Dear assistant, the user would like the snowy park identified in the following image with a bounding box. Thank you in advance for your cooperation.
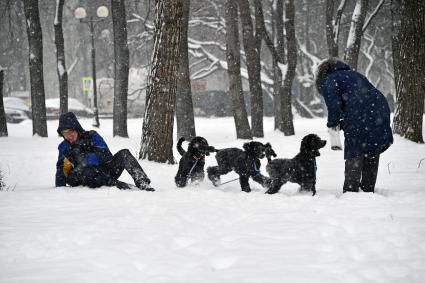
[1,117,424,282]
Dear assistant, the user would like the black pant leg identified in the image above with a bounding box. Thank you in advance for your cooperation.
[106,149,150,186]
[360,153,380,193]
[106,151,126,180]
[67,167,113,188]
[343,155,363,193]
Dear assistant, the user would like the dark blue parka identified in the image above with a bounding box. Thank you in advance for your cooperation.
[55,112,113,187]
[315,58,393,159]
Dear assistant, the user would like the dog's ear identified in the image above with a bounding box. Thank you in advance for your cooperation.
[300,135,311,151]
[265,143,277,157]
[243,142,252,152]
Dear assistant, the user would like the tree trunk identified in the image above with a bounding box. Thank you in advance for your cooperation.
[139,0,183,163]
[392,0,425,143]
[54,0,68,116]
[0,70,7,137]
[325,0,339,57]
[176,0,196,140]
[111,0,129,137]
[23,0,47,137]
[280,0,296,136]
[272,0,285,131]
[325,0,347,58]
[239,0,263,138]
[344,0,368,69]
[225,0,252,140]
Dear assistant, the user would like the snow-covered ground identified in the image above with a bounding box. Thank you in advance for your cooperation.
[1,117,425,283]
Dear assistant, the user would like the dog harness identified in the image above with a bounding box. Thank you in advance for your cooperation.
[187,155,201,178]
[251,163,261,176]
[312,159,317,177]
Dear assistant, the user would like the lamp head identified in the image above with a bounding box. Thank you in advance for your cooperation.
[96,6,109,18]
[74,7,87,19]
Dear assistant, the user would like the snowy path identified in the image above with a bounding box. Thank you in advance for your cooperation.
[1,117,425,282]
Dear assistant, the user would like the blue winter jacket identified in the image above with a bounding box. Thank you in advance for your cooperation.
[317,60,393,159]
[55,112,113,187]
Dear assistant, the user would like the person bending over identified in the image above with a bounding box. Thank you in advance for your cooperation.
[315,58,393,193]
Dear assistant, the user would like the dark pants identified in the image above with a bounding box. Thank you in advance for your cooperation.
[343,152,380,193]
[67,149,150,188]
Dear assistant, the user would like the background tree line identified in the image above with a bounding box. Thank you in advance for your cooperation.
[0,0,423,163]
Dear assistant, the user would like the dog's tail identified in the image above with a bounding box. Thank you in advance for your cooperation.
[177,137,186,156]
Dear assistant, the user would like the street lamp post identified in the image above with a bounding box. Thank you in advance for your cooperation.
[74,6,109,128]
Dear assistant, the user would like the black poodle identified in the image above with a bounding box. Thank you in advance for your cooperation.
[265,134,326,196]
[175,136,217,187]
[207,141,276,192]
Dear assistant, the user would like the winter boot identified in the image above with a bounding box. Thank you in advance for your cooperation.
[114,180,133,190]
[135,180,155,191]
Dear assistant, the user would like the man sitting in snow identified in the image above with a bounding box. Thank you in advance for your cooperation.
[55,112,154,191]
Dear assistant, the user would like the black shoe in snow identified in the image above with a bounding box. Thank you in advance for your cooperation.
[136,181,155,192]
[115,180,133,190]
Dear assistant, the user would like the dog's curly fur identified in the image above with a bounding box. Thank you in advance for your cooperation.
[265,134,326,196]
[175,136,216,187]
[207,141,275,192]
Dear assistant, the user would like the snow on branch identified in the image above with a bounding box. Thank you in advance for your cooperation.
[361,31,376,78]
[362,0,385,33]
[189,17,226,33]
[297,39,322,70]
[334,0,347,43]
[187,38,273,87]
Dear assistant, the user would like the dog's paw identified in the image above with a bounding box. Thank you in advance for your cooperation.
[208,174,221,187]
[242,187,251,193]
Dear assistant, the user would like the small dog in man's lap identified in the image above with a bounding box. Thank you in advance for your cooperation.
[175,136,217,187]
[265,134,326,196]
[207,141,276,192]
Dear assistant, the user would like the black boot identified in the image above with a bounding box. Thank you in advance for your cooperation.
[113,180,133,190]
[135,180,155,191]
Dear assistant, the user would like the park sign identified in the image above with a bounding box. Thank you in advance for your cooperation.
[82,76,93,100]
[82,76,93,92]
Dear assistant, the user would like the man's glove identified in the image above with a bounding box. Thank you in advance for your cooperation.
[73,139,94,152]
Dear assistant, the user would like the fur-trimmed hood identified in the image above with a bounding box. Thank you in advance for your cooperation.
[314,58,351,92]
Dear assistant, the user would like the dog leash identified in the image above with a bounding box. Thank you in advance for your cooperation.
[221,163,260,185]
[220,177,239,185]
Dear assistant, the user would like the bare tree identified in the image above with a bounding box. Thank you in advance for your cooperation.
[0,69,7,137]
[139,0,183,163]
[343,0,368,69]
[225,0,252,139]
[111,0,129,137]
[392,0,424,143]
[54,0,68,115]
[280,0,296,135]
[0,0,29,94]
[271,0,285,130]
[325,0,347,57]
[176,0,196,140]
[23,0,47,137]
[239,0,263,137]
[267,0,296,135]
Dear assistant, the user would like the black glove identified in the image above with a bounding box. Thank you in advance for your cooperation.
[73,139,95,152]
